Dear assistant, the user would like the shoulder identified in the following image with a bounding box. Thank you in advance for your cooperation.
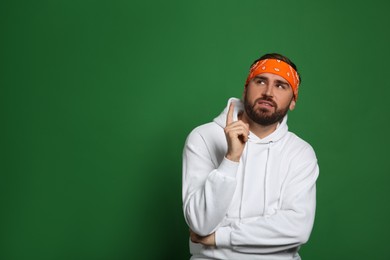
[283,132,317,161]
[183,122,227,165]
[184,122,227,158]
[279,132,319,181]
[186,122,223,144]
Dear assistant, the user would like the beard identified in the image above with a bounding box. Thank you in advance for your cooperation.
[244,95,290,126]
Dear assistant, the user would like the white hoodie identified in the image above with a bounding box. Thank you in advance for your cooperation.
[182,98,319,260]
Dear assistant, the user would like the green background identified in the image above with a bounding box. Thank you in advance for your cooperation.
[1,0,390,259]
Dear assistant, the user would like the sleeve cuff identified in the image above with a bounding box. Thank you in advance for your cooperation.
[215,226,232,248]
[217,157,239,179]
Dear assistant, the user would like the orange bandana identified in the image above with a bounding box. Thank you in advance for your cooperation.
[245,59,300,100]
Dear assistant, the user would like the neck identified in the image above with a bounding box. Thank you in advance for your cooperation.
[239,112,279,139]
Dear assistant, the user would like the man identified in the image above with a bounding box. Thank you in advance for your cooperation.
[182,53,319,259]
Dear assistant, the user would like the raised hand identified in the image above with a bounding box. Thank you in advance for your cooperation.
[224,102,249,162]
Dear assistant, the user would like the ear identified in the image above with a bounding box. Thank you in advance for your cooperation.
[289,99,296,111]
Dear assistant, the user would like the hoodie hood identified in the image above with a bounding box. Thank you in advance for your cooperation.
[213,97,289,144]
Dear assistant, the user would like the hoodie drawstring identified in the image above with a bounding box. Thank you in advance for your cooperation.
[263,141,273,216]
[239,142,250,220]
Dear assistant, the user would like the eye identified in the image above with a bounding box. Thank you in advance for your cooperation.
[256,79,265,85]
[276,84,288,89]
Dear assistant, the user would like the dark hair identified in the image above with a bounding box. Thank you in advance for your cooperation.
[251,53,302,83]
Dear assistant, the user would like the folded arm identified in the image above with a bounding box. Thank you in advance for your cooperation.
[216,149,319,254]
[182,131,238,236]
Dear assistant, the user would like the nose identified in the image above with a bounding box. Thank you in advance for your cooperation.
[263,83,273,97]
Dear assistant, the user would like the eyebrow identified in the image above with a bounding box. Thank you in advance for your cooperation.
[254,76,268,81]
[254,76,291,87]
[275,80,290,87]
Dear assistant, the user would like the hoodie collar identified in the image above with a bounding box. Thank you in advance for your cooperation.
[213,97,289,144]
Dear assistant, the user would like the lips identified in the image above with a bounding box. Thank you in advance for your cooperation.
[257,100,274,107]
[256,98,276,108]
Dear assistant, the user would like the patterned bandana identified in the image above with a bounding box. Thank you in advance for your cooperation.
[245,59,300,100]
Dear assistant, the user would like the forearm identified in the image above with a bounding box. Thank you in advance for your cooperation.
[216,204,315,253]
[217,201,315,252]
[216,160,318,253]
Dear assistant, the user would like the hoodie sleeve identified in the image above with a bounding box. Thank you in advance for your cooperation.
[215,146,319,253]
[182,129,238,236]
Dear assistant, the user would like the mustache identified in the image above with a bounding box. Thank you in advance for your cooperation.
[253,96,277,108]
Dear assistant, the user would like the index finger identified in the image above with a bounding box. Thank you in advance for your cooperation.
[226,102,234,126]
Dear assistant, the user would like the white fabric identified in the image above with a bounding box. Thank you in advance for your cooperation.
[182,98,319,260]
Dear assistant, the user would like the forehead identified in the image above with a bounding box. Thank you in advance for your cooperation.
[254,72,289,84]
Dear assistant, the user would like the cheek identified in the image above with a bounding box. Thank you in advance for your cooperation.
[244,85,260,101]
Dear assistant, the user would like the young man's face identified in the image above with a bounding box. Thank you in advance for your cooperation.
[243,72,296,126]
